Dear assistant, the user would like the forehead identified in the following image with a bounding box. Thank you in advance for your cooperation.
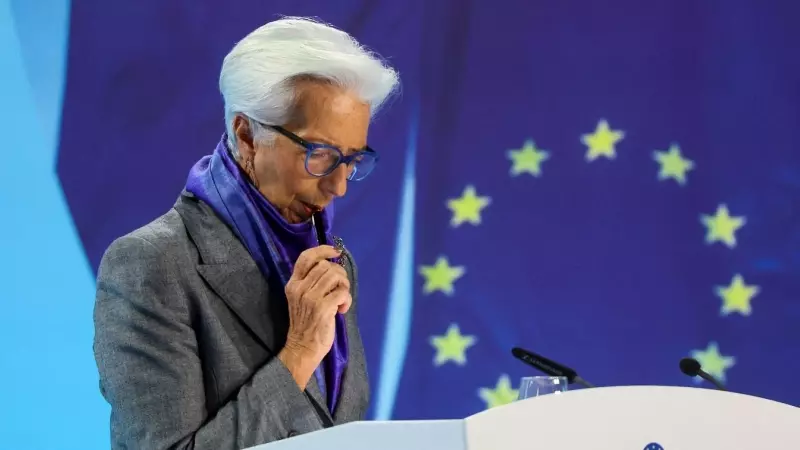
[292,82,369,126]
[289,80,371,148]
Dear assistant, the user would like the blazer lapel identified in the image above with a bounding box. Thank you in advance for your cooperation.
[174,192,334,424]
[195,264,283,351]
[331,250,368,423]
[175,192,288,353]
[306,375,334,425]
[330,312,365,423]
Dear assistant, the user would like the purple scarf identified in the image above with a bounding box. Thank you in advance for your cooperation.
[185,134,348,414]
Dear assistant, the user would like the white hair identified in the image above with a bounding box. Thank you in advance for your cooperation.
[219,16,400,157]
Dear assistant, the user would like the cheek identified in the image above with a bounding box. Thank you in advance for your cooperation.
[255,148,303,179]
[268,154,317,192]
[296,178,321,197]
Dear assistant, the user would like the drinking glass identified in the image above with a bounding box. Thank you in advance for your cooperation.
[518,376,568,399]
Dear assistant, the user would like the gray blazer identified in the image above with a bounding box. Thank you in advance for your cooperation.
[93,191,369,449]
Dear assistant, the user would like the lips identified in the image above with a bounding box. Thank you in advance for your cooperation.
[300,201,320,215]
[286,200,321,223]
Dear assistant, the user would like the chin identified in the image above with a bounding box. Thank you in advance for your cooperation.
[282,208,309,224]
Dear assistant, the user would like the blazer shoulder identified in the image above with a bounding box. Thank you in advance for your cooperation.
[97,208,196,288]
[108,206,191,251]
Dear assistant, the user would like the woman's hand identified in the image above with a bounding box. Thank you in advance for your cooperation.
[278,245,351,388]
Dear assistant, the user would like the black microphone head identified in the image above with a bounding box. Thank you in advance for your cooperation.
[679,357,702,377]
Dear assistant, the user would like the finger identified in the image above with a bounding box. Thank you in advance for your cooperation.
[309,262,349,295]
[337,290,353,314]
[325,285,352,314]
[292,245,341,280]
[328,263,350,291]
[301,259,349,290]
[307,264,343,298]
[298,260,333,292]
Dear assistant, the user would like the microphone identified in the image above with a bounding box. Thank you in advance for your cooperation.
[679,357,727,391]
[311,211,328,246]
[511,347,595,388]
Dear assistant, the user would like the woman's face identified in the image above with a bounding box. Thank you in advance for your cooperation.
[233,81,371,223]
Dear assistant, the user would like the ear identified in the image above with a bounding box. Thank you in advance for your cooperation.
[232,115,256,160]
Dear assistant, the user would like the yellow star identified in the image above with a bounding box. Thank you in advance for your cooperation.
[581,119,624,161]
[654,144,694,185]
[700,204,746,248]
[716,274,760,316]
[418,256,465,296]
[446,185,491,227]
[690,342,736,383]
[430,324,477,366]
[478,374,519,409]
[507,140,550,177]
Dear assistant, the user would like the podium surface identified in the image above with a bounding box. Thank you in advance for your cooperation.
[250,386,800,450]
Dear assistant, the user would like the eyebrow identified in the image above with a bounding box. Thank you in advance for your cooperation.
[302,134,337,146]
[302,134,367,153]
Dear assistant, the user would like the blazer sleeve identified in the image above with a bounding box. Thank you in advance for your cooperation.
[93,235,322,450]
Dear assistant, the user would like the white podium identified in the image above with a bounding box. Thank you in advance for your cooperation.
[249,386,800,450]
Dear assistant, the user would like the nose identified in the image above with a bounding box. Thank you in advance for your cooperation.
[320,164,349,198]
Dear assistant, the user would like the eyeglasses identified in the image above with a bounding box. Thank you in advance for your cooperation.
[260,123,379,181]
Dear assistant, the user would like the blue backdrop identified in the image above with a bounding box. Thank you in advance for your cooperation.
[2,1,799,448]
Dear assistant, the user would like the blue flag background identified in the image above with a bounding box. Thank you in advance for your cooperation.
[2,1,799,448]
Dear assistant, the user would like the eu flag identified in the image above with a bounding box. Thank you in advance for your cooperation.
[384,0,800,419]
[56,0,800,424]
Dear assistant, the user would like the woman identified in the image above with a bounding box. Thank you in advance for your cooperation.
[93,17,399,449]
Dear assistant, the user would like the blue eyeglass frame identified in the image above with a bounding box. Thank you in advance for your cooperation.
[263,124,379,181]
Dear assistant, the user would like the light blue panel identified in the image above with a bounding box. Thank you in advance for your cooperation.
[10,0,70,153]
[0,1,110,449]
[373,106,418,420]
